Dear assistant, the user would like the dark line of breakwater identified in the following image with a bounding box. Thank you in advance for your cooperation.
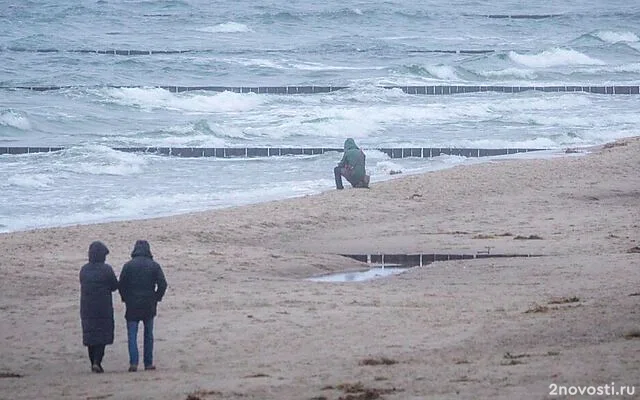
[3,47,499,55]
[0,147,545,158]
[408,49,495,54]
[2,85,639,94]
[341,252,542,267]
[484,14,561,19]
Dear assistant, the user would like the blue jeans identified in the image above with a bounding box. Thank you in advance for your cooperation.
[127,318,154,367]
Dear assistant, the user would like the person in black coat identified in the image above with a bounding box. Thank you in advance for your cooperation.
[118,240,167,372]
[79,241,118,373]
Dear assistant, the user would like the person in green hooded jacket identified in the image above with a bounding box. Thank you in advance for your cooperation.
[334,138,370,189]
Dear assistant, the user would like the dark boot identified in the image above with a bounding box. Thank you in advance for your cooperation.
[91,345,105,373]
[352,175,370,189]
[360,174,370,188]
[87,346,94,367]
[334,166,344,190]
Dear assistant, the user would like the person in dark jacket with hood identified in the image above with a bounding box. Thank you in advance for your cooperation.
[334,138,370,189]
[79,241,118,373]
[118,240,167,372]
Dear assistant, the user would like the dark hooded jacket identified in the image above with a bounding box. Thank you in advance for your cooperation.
[118,240,168,322]
[337,138,366,183]
[79,241,118,346]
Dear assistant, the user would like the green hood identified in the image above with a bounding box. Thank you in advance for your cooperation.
[343,138,359,151]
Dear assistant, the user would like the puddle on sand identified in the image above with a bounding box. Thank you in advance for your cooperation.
[308,266,411,282]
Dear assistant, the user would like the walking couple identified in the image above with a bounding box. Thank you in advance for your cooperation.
[79,240,168,373]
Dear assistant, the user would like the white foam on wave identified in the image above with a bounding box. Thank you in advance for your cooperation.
[108,134,227,147]
[477,67,537,79]
[6,174,53,188]
[233,86,410,140]
[0,210,113,234]
[583,62,640,74]
[124,119,232,147]
[279,93,482,139]
[102,87,264,113]
[396,64,460,81]
[594,30,639,43]
[488,95,592,113]
[244,107,384,140]
[229,58,287,70]
[379,35,421,40]
[466,127,638,149]
[61,145,149,176]
[365,149,409,177]
[110,179,332,220]
[455,137,560,149]
[148,134,227,147]
[228,57,385,72]
[370,154,473,180]
[373,160,406,176]
[0,110,31,130]
[248,94,500,141]
[509,48,605,68]
[290,61,386,71]
[110,192,219,215]
[197,22,252,33]
[222,88,636,147]
[513,111,640,130]
[572,127,640,145]
[72,162,138,177]
[425,64,458,80]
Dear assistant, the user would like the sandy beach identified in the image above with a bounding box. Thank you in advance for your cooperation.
[1,138,639,400]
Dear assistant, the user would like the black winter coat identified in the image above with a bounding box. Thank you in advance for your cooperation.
[118,240,168,321]
[80,241,118,346]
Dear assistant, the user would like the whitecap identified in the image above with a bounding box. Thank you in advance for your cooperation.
[477,67,537,79]
[583,62,640,74]
[101,87,264,113]
[425,64,459,80]
[61,145,149,176]
[509,48,605,68]
[197,22,252,33]
[229,58,287,69]
[6,174,53,188]
[594,30,639,43]
[290,61,385,71]
[0,110,31,130]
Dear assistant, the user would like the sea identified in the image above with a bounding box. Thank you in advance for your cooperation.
[1,0,639,233]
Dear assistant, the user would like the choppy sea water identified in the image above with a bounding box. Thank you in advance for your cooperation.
[1,0,639,233]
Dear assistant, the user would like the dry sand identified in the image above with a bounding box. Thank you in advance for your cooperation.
[1,138,639,400]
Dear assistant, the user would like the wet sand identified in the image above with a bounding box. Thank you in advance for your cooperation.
[1,138,639,400]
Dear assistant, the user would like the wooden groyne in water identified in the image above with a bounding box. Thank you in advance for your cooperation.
[0,146,545,158]
[2,85,639,95]
[341,252,542,267]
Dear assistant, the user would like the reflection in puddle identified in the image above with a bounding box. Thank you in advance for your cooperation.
[308,267,411,282]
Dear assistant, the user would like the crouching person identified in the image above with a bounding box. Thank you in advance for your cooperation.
[334,138,370,189]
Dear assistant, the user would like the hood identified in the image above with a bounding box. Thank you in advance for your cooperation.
[131,239,153,259]
[343,138,359,151]
[88,241,109,263]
